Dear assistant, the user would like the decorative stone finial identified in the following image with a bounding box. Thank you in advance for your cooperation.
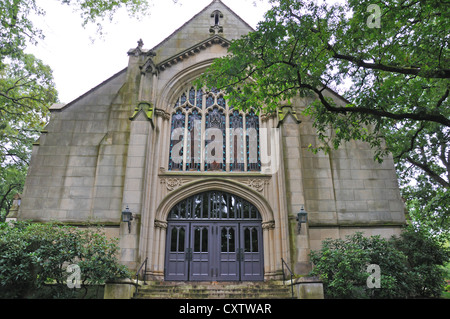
[137,38,144,49]
[127,38,146,56]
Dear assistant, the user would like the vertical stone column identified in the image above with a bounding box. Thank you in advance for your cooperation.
[152,219,167,280]
[261,112,288,279]
[279,105,311,275]
[145,110,170,280]
[119,111,152,271]
[262,220,276,279]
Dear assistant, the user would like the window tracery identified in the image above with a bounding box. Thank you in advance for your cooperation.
[168,87,261,172]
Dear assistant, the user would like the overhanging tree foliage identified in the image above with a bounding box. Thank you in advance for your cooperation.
[199,0,449,237]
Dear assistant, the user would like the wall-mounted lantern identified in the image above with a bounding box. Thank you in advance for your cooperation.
[296,205,308,233]
[122,206,133,233]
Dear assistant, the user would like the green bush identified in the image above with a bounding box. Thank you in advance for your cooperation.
[310,228,449,299]
[392,227,449,298]
[0,221,131,299]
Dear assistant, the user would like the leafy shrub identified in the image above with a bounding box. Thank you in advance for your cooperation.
[0,221,131,298]
[392,227,449,298]
[310,228,449,299]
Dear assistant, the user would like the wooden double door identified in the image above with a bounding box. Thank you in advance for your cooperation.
[165,221,263,281]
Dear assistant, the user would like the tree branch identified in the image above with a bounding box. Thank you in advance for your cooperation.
[394,123,426,160]
[436,88,449,109]
[332,52,450,79]
[406,156,449,188]
[300,81,450,127]
[289,4,450,80]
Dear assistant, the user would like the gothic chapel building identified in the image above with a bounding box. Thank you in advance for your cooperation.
[19,1,406,282]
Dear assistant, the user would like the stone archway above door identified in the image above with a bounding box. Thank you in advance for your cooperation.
[165,190,264,281]
[155,178,275,225]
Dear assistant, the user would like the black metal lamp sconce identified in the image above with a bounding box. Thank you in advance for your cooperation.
[296,205,308,233]
[122,206,134,233]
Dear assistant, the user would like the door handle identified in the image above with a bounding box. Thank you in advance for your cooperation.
[186,248,192,261]
[237,248,244,261]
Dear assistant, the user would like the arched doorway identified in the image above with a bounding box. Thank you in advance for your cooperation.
[165,190,264,281]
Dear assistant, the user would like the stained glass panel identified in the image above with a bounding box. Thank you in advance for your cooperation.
[229,110,244,171]
[246,111,261,171]
[168,191,262,221]
[169,87,261,172]
[189,87,196,106]
[186,109,202,171]
[217,95,226,107]
[196,89,203,108]
[168,110,185,171]
[205,107,226,171]
[206,94,214,108]
[180,93,187,106]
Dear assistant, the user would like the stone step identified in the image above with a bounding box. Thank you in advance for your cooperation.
[133,281,294,299]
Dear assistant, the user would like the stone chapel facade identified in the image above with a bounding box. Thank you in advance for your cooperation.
[18,0,406,280]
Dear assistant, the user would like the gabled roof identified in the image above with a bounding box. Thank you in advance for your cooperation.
[156,35,230,72]
[150,0,254,54]
[146,0,254,68]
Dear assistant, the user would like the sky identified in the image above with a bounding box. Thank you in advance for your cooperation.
[27,0,272,104]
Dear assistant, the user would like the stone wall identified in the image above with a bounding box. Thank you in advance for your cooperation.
[20,70,130,224]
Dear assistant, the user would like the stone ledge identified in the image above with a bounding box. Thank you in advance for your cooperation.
[104,278,137,299]
[292,277,324,299]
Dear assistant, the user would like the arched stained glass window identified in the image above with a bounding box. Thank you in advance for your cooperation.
[168,87,261,172]
[168,191,262,221]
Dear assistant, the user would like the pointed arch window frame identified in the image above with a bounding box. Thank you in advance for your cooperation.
[168,86,262,173]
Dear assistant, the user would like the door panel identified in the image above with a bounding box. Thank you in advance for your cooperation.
[240,223,264,281]
[165,223,189,281]
[190,224,212,281]
[217,224,239,281]
[165,221,263,281]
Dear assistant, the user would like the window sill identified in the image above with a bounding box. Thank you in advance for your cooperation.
[159,171,271,178]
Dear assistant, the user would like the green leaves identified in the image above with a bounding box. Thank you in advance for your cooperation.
[200,0,449,233]
[0,221,131,298]
[310,229,449,298]
[0,53,56,220]
[60,0,151,35]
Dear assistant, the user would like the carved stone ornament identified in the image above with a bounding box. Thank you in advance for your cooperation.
[245,178,269,192]
[262,220,275,230]
[154,219,168,229]
[160,177,188,191]
[154,108,171,120]
[127,39,145,57]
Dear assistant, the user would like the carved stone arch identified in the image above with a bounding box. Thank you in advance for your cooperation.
[155,178,275,225]
[155,59,216,114]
